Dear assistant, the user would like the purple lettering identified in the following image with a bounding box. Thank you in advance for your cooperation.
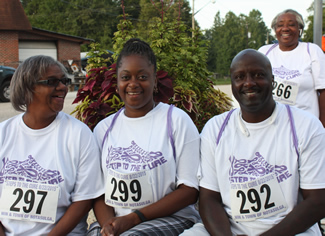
[153,160,161,166]
[160,157,167,164]
[123,163,129,170]
[284,171,292,178]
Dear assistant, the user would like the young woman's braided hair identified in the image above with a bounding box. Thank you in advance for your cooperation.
[116,38,157,73]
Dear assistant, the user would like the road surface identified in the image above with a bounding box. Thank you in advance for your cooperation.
[0,91,79,122]
[0,85,235,123]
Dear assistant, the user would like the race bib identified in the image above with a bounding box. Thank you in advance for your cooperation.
[272,79,299,105]
[105,168,154,209]
[0,180,59,224]
[230,174,287,222]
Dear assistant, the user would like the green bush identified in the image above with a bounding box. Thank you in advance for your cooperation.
[72,5,232,132]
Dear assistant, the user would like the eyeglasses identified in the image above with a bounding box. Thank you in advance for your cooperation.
[36,77,72,87]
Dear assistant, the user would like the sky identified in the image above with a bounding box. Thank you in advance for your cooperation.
[190,0,314,34]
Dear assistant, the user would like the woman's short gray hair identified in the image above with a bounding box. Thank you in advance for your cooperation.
[10,55,67,112]
[271,9,305,36]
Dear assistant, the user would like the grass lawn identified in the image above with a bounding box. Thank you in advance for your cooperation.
[212,78,232,85]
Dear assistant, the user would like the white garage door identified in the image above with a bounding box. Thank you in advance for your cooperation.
[19,41,57,62]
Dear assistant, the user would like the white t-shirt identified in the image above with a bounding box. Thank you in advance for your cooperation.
[200,103,325,235]
[259,42,325,118]
[0,112,104,236]
[94,103,201,223]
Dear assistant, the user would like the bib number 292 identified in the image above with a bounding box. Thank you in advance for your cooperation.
[237,184,274,214]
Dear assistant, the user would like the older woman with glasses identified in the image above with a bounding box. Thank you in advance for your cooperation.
[0,55,104,236]
[258,9,325,127]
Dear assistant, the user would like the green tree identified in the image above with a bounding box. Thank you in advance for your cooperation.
[206,9,269,76]
[206,12,222,73]
[302,1,325,42]
[21,0,192,51]
[245,10,268,48]
[136,0,193,40]
[72,1,232,132]
[21,0,122,50]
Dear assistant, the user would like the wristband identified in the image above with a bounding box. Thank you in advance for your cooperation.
[134,210,147,222]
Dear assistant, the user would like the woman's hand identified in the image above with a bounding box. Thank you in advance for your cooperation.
[101,212,141,236]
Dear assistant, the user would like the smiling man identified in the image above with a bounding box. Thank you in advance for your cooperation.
[181,49,325,236]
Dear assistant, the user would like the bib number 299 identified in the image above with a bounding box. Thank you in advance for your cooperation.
[110,178,142,202]
[10,188,47,214]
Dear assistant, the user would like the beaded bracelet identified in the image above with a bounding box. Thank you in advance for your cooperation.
[134,210,147,222]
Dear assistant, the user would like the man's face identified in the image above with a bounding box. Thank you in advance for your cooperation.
[231,51,274,115]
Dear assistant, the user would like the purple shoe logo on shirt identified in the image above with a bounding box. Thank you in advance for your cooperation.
[229,152,292,183]
[273,65,301,80]
[0,155,64,184]
[106,141,167,171]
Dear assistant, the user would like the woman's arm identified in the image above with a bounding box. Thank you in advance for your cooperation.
[199,187,232,236]
[48,199,93,236]
[0,221,5,236]
[138,184,198,220]
[93,194,115,227]
[318,89,325,127]
[100,184,198,236]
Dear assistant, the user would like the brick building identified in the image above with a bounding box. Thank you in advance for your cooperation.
[0,0,93,70]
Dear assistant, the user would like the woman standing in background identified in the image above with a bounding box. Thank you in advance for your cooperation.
[258,9,325,127]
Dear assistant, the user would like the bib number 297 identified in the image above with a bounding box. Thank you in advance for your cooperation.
[10,188,47,214]
[0,181,59,223]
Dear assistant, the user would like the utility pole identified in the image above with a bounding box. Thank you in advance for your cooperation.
[313,0,323,47]
[191,0,216,37]
[192,0,195,38]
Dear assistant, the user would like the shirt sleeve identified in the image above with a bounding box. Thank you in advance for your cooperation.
[309,43,325,90]
[294,109,325,189]
[173,108,200,190]
[258,44,271,55]
[199,117,221,192]
[71,124,105,202]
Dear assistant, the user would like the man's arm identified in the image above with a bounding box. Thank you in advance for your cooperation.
[261,189,325,236]
[48,199,93,236]
[199,187,232,236]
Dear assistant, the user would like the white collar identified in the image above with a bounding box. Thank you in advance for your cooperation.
[237,103,278,137]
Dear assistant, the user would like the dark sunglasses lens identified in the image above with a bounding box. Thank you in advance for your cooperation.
[48,78,70,86]
[63,78,71,85]
[48,78,60,86]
